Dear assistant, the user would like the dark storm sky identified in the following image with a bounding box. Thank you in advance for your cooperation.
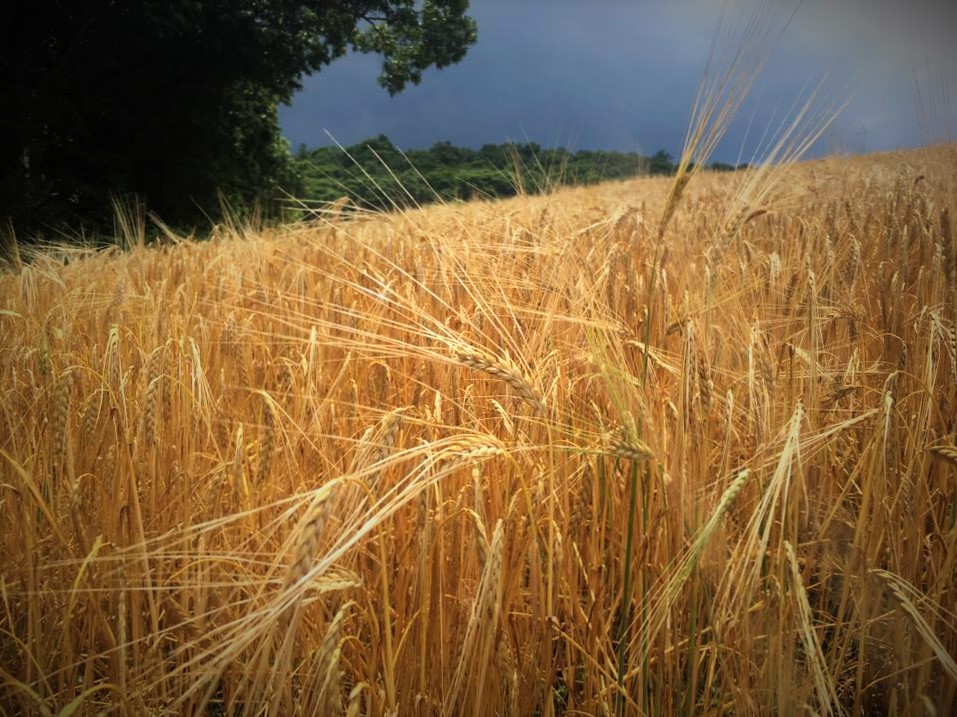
[278,0,957,162]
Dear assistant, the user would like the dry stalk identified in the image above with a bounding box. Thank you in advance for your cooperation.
[447,519,505,716]
[3,126,957,717]
[784,541,843,716]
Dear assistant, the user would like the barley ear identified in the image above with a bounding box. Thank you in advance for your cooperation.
[928,444,957,468]
[49,368,74,491]
[280,484,338,621]
[455,348,545,412]
[315,603,350,715]
[256,392,276,486]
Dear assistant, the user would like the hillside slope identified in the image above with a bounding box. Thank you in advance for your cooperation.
[1,146,956,715]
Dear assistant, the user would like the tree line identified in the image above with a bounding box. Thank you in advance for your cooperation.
[293,137,681,211]
[292,137,748,212]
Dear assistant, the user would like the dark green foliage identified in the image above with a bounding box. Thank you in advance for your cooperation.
[296,136,655,210]
[649,149,676,175]
[708,161,737,172]
[0,1,477,237]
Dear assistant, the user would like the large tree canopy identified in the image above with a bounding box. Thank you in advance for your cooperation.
[0,1,477,235]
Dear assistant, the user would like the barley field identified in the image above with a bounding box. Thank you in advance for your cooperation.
[1,145,956,715]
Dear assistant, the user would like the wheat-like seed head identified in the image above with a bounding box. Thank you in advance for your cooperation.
[928,444,957,468]
[845,237,861,288]
[256,393,276,485]
[432,437,506,470]
[222,312,238,358]
[50,368,73,473]
[231,424,245,512]
[345,682,367,717]
[469,509,490,565]
[660,268,672,329]
[455,348,545,413]
[161,340,175,423]
[785,270,799,305]
[768,250,781,282]
[69,473,87,550]
[105,324,122,399]
[684,319,700,418]
[608,431,654,462]
[374,406,406,460]
[658,173,691,240]
[78,391,99,447]
[697,349,714,416]
[143,361,161,448]
[784,541,843,715]
[115,561,128,693]
[825,378,859,407]
[314,604,349,716]
[282,486,337,598]
[448,518,505,711]
[353,406,409,489]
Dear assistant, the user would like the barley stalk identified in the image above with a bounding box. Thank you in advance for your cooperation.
[785,541,844,716]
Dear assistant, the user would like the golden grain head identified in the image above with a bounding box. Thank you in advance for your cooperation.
[928,444,957,467]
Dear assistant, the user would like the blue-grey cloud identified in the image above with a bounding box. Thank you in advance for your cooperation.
[279,0,956,161]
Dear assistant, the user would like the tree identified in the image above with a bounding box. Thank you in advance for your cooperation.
[295,134,655,211]
[708,161,736,172]
[429,141,473,166]
[649,149,675,176]
[0,1,477,235]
